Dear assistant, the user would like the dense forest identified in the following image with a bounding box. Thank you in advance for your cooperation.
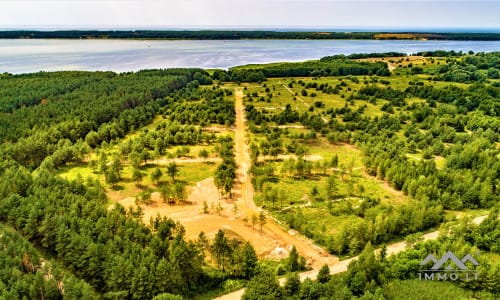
[217,58,390,83]
[1,30,500,40]
[1,52,499,299]
[0,69,244,298]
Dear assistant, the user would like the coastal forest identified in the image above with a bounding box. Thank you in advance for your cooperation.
[0,52,499,299]
[1,30,500,41]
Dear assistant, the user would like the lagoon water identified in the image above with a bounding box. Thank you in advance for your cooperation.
[0,39,499,74]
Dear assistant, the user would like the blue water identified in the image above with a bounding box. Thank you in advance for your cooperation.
[0,39,499,74]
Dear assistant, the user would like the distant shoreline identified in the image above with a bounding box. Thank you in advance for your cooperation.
[1,30,500,41]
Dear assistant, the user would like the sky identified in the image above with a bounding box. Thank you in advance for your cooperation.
[0,0,499,30]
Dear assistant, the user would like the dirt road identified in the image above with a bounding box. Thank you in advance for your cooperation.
[233,88,337,268]
[215,215,488,300]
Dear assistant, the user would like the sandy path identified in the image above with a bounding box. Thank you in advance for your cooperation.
[257,154,323,163]
[362,170,406,200]
[155,157,222,164]
[282,83,310,109]
[216,215,488,300]
[233,88,337,267]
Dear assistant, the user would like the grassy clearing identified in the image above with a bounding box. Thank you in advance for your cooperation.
[60,160,217,201]
[251,140,409,245]
[59,162,101,182]
[59,124,224,204]
[177,162,218,185]
[405,153,446,170]
[443,208,490,220]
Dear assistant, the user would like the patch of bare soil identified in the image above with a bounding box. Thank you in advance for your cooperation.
[111,178,287,257]
[257,154,323,163]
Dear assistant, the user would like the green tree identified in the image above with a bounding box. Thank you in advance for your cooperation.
[130,151,142,169]
[258,211,266,233]
[211,230,230,272]
[152,293,184,300]
[251,214,258,230]
[132,168,144,186]
[299,278,323,300]
[160,184,171,203]
[287,245,300,272]
[98,152,108,173]
[105,167,120,187]
[173,182,186,203]
[283,272,301,297]
[250,143,260,165]
[131,265,154,300]
[140,189,153,204]
[216,201,223,215]
[167,162,179,182]
[242,269,284,300]
[151,168,163,185]
[198,149,209,161]
[88,159,97,173]
[110,155,123,179]
[317,264,330,284]
[241,242,258,279]
[326,175,338,200]
[331,154,339,168]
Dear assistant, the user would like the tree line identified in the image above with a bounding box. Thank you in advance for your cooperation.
[0,69,212,169]
[214,136,237,199]
[2,30,500,40]
[224,59,390,82]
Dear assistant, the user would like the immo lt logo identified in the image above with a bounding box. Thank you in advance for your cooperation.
[418,250,480,281]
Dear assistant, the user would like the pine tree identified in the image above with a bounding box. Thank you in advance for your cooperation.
[241,242,258,279]
[317,264,330,283]
[132,168,144,186]
[258,211,266,233]
[167,162,179,182]
[283,272,301,296]
[287,245,300,272]
[160,184,171,203]
[211,230,229,272]
[242,269,284,300]
[151,168,163,185]
[105,167,120,187]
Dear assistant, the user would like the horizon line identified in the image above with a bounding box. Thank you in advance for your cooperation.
[0,25,499,33]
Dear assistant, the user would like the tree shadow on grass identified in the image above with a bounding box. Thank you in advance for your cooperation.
[110,184,125,191]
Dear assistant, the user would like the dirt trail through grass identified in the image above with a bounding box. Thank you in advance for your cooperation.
[281,83,328,123]
[233,88,338,268]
